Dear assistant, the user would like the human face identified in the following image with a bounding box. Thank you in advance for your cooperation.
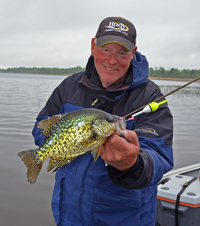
[91,38,137,88]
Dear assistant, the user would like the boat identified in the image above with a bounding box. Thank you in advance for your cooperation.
[156,163,200,226]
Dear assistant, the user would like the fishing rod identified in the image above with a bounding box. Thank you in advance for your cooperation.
[124,77,200,119]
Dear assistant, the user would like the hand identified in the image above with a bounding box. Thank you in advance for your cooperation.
[100,130,140,171]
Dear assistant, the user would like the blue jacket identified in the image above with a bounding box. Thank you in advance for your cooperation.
[32,52,173,226]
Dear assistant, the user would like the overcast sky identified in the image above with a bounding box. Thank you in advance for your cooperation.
[1,0,200,70]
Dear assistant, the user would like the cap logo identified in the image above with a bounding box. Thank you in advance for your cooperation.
[105,22,129,31]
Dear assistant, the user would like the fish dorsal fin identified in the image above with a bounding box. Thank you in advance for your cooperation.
[36,114,67,137]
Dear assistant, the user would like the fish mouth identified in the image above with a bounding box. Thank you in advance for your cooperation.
[114,117,126,136]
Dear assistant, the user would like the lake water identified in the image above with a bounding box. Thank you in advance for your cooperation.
[0,73,200,226]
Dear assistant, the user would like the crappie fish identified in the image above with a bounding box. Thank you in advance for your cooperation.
[18,108,126,184]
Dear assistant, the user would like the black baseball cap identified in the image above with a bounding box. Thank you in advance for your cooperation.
[95,17,137,51]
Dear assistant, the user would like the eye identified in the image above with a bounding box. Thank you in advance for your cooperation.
[108,118,114,122]
[99,47,110,54]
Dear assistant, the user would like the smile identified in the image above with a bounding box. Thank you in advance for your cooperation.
[105,66,116,71]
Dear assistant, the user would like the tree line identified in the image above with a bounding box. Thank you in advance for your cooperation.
[0,66,200,79]
[0,66,85,75]
[149,67,200,79]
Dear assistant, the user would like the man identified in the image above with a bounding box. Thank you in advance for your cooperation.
[32,17,173,226]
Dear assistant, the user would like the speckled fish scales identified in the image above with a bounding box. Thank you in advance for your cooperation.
[18,108,126,184]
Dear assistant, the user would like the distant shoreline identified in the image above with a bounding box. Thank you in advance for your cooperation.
[149,77,196,81]
[0,72,197,82]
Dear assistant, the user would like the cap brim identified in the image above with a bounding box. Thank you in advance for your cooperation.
[96,35,134,51]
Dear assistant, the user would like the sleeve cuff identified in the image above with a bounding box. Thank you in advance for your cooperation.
[107,149,153,189]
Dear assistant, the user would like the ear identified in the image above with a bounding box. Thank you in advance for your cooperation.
[131,46,137,60]
[91,38,96,57]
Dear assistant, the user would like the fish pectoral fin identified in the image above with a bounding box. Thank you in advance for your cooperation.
[91,147,101,162]
[36,114,67,136]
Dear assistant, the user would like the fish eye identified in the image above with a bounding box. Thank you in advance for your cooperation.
[108,118,114,122]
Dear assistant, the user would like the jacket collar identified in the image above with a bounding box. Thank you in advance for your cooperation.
[79,51,149,101]
[82,55,133,92]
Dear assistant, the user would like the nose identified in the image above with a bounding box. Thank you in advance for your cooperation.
[107,53,117,64]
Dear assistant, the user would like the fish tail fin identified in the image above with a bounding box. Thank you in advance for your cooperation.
[18,150,43,184]
[91,147,101,162]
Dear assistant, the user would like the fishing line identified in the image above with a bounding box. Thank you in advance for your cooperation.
[124,77,200,119]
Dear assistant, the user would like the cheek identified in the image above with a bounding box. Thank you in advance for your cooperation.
[94,53,107,69]
[123,56,133,68]
[119,60,131,71]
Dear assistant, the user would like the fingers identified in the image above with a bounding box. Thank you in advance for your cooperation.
[123,130,140,148]
[110,130,139,152]
[100,130,140,171]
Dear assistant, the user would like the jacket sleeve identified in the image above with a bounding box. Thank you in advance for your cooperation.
[134,91,174,187]
[107,82,173,189]
[107,150,153,189]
